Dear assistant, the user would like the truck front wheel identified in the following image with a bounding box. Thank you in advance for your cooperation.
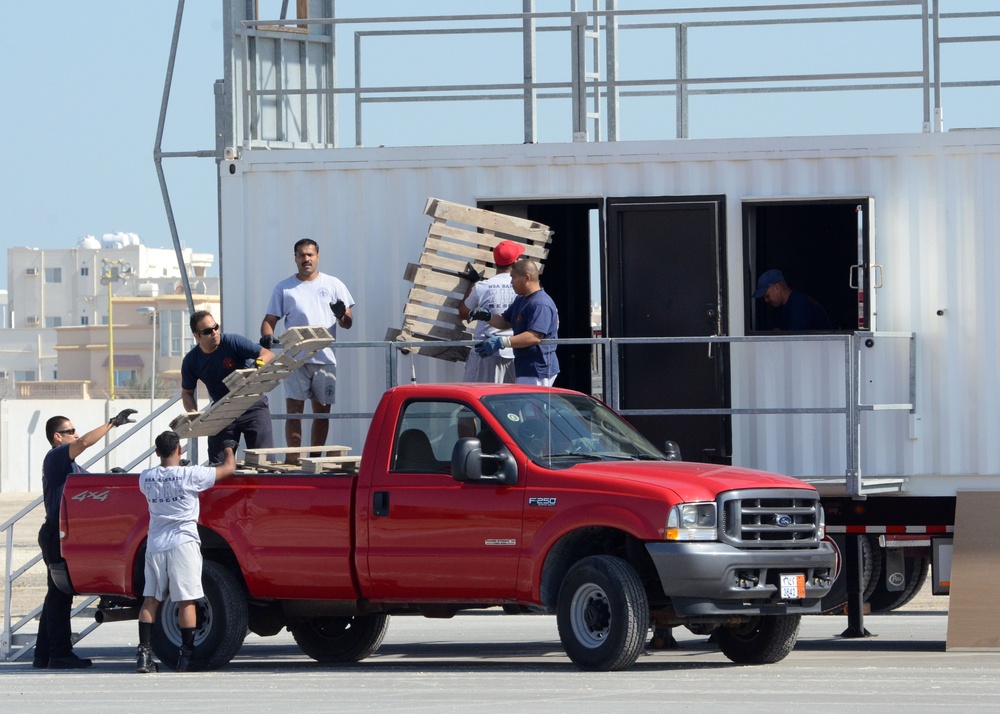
[714,613,801,664]
[556,555,649,671]
[150,560,249,671]
[292,614,389,663]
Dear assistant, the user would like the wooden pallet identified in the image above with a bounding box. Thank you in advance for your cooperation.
[242,445,351,466]
[237,460,359,475]
[170,326,334,439]
[299,455,363,474]
[387,197,553,362]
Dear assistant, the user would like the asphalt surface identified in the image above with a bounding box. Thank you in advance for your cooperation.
[3,609,999,713]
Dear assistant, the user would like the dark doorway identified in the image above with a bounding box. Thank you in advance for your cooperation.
[606,196,731,464]
[744,199,876,332]
[479,199,600,395]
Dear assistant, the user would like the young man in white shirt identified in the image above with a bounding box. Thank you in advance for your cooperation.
[135,431,236,672]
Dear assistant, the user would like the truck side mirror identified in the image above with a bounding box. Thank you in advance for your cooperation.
[663,440,682,461]
[451,438,518,485]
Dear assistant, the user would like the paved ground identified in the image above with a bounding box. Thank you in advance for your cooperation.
[2,610,998,713]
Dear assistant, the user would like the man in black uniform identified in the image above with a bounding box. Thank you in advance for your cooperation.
[34,408,137,669]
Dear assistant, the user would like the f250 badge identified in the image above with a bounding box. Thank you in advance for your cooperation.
[71,490,111,502]
[529,497,557,507]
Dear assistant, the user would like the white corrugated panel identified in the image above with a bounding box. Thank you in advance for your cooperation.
[220,130,1000,494]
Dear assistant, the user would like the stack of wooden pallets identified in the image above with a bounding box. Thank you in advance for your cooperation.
[170,326,334,439]
[241,446,362,474]
[386,197,552,362]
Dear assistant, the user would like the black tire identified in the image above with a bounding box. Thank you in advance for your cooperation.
[715,614,801,665]
[150,560,248,671]
[819,534,879,614]
[867,555,930,613]
[292,614,389,663]
[556,555,649,671]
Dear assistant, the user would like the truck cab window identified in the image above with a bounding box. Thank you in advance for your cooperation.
[392,400,478,472]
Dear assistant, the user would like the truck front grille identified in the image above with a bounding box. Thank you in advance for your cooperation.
[719,489,823,548]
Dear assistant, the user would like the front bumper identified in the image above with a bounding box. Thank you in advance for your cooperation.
[646,540,836,617]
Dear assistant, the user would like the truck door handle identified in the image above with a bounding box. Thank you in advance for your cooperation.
[373,491,390,517]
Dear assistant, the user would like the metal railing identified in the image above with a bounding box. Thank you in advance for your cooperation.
[1,397,185,662]
[232,1,1000,149]
[322,331,914,496]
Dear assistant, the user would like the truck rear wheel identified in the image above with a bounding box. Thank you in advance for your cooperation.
[150,560,248,671]
[715,613,801,664]
[292,614,389,663]
[556,555,649,671]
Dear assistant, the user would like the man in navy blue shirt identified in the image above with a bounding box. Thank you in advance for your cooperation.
[474,258,560,386]
[752,269,833,331]
[181,311,276,463]
[35,407,138,669]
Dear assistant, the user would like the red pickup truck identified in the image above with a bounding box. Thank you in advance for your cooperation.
[58,383,835,671]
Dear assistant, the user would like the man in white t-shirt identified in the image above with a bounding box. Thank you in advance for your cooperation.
[260,239,355,464]
[460,240,525,382]
[135,431,236,673]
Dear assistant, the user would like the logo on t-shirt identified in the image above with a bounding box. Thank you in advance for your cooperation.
[222,357,237,371]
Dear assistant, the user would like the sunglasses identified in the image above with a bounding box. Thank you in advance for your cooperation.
[57,428,77,436]
[196,324,220,337]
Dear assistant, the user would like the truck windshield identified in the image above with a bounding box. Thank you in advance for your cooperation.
[482,392,666,465]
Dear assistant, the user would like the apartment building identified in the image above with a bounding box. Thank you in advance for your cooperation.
[4,234,219,397]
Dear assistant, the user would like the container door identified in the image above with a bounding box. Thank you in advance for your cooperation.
[606,196,731,464]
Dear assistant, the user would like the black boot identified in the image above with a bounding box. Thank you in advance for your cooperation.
[176,645,194,672]
[135,644,157,673]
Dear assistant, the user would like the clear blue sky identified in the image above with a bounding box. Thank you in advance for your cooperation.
[1,1,995,287]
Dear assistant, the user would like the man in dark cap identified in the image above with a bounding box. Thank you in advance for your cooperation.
[752,269,833,330]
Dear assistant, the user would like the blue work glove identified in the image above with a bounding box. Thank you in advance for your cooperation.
[475,336,504,357]
[467,307,492,323]
[222,440,239,452]
[259,334,277,349]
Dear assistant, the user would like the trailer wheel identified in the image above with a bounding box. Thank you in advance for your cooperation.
[556,555,649,671]
[150,560,248,671]
[292,614,389,663]
[715,614,801,665]
[819,534,879,614]
[867,556,930,613]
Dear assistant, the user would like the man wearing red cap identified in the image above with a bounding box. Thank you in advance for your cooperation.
[459,240,525,382]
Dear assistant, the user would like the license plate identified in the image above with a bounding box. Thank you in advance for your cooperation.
[780,573,806,600]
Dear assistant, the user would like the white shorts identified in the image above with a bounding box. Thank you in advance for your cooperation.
[463,351,515,383]
[516,375,558,387]
[286,363,337,405]
[143,541,204,602]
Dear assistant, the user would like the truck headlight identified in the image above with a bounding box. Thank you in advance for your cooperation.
[666,503,717,541]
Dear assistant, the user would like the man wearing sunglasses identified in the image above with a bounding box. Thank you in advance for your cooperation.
[181,311,276,463]
[35,407,138,669]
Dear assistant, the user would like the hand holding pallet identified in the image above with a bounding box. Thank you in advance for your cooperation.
[170,326,334,439]
[386,197,552,362]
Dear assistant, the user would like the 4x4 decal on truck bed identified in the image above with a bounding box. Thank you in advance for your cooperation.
[70,490,110,502]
